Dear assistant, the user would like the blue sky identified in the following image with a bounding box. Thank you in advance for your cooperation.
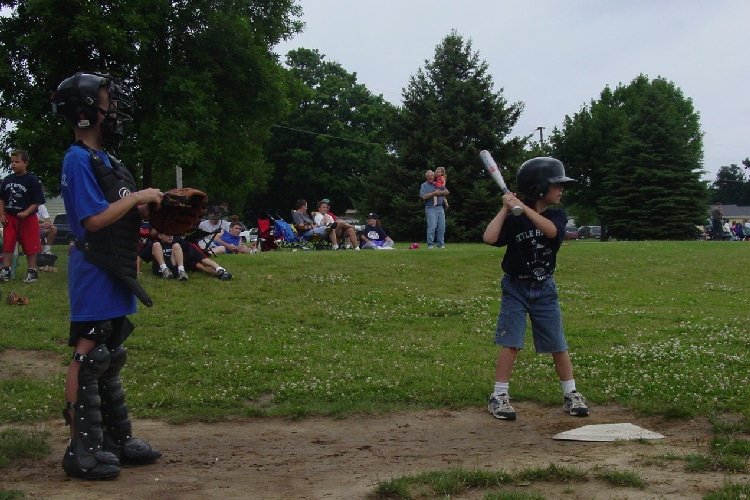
[275,0,749,181]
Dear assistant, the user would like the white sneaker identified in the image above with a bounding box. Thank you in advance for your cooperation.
[160,267,173,279]
[332,244,339,250]
[563,391,589,416]
[488,393,516,420]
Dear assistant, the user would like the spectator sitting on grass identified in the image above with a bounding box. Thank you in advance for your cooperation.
[216,222,256,254]
[198,205,231,252]
[359,213,394,250]
[138,232,233,281]
[139,232,189,280]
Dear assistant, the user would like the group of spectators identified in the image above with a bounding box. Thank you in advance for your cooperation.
[709,202,750,241]
[137,225,233,281]
[292,198,394,250]
[2,150,435,290]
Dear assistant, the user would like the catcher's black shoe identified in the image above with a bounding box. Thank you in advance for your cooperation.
[216,268,232,281]
[62,444,121,480]
[103,434,162,465]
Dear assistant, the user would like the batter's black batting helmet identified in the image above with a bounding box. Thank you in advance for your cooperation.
[516,157,576,200]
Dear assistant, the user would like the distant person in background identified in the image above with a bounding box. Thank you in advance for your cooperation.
[314,200,358,250]
[198,205,231,253]
[732,221,745,241]
[216,222,256,253]
[419,169,449,249]
[432,166,449,208]
[37,201,58,254]
[359,212,394,249]
[292,199,338,247]
[0,149,45,283]
[139,232,189,280]
[710,202,723,240]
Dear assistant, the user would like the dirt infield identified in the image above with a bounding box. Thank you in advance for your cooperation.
[2,401,748,499]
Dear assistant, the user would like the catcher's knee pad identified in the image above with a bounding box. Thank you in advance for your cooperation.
[100,345,161,465]
[62,345,121,479]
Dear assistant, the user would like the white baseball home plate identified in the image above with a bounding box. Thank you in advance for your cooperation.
[553,423,665,442]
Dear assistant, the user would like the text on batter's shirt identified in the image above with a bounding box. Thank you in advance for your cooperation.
[492,207,567,282]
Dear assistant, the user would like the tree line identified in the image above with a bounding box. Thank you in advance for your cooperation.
[1,1,733,240]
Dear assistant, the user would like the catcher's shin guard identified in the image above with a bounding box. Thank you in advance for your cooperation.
[62,345,121,479]
[100,346,162,464]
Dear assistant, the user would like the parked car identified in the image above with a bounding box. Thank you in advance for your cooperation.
[53,213,75,244]
[564,226,578,240]
[577,225,601,239]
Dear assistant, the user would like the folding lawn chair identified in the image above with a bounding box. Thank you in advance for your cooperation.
[184,227,222,257]
[256,212,279,251]
[272,216,313,251]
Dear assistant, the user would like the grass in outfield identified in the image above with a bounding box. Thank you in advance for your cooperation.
[2,241,750,423]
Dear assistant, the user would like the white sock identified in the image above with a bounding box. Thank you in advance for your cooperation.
[561,379,576,394]
[216,267,225,274]
[159,264,167,270]
[43,245,51,253]
[332,244,339,250]
[178,265,185,272]
[494,381,509,396]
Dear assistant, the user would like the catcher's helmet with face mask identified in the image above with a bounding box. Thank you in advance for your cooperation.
[51,72,132,151]
[516,157,576,200]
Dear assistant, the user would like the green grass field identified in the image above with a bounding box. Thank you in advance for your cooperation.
[2,240,749,424]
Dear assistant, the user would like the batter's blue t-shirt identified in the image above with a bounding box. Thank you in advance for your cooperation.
[491,207,567,282]
[61,144,137,321]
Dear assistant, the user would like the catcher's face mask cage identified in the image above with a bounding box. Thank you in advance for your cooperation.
[51,72,133,150]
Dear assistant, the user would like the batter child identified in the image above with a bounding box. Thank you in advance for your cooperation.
[483,157,588,421]
[0,149,45,283]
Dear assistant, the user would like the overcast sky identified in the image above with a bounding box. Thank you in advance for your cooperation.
[275,0,749,181]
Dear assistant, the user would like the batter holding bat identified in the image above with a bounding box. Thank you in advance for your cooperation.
[482,155,588,421]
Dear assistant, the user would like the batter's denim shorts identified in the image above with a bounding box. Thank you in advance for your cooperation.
[494,275,568,353]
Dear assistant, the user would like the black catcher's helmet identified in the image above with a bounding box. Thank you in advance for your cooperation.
[51,72,132,150]
[516,157,576,200]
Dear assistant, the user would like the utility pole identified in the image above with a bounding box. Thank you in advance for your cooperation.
[536,126,545,146]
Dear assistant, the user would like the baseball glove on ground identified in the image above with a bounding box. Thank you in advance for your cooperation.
[150,187,208,235]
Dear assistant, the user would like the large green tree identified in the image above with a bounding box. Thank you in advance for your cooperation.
[0,0,301,211]
[552,75,705,240]
[386,31,524,241]
[710,164,746,204]
[257,47,396,217]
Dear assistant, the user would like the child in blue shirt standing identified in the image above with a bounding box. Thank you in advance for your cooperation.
[52,72,163,479]
[483,157,588,420]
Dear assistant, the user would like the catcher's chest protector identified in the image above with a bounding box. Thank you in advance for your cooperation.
[74,142,153,306]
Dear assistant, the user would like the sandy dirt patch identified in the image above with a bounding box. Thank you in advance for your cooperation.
[2,402,748,499]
